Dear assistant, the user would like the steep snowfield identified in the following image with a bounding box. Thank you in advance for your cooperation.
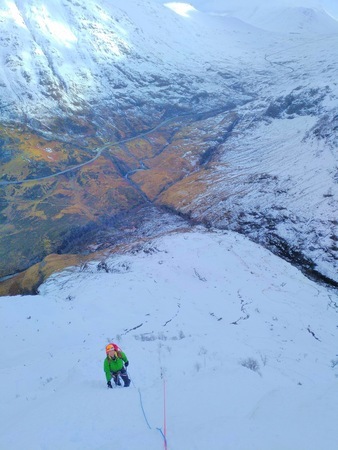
[1,0,337,287]
[1,229,338,450]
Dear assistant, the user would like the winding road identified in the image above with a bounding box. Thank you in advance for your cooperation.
[0,112,193,187]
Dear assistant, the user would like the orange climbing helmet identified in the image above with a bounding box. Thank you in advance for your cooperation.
[105,343,121,354]
[105,344,115,354]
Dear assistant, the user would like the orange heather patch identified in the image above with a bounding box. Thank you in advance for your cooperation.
[126,138,155,159]
[156,171,209,210]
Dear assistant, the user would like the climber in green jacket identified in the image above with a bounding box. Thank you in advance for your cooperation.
[104,343,131,388]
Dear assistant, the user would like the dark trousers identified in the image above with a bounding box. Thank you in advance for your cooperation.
[111,367,130,387]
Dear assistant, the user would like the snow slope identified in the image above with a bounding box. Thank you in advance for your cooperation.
[183,0,338,22]
[0,0,255,124]
[173,0,338,33]
[2,0,336,123]
[1,229,338,450]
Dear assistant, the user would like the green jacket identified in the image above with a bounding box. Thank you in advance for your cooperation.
[104,351,128,382]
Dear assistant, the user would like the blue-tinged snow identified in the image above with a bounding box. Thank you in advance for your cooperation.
[1,229,337,450]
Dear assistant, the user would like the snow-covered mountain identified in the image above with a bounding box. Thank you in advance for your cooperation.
[3,0,336,130]
[253,6,338,34]
[0,0,337,292]
[0,0,252,131]
[184,0,338,23]
[1,229,338,449]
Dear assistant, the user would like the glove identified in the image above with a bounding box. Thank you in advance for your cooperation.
[125,361,129,367]
[107,381,112,388]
